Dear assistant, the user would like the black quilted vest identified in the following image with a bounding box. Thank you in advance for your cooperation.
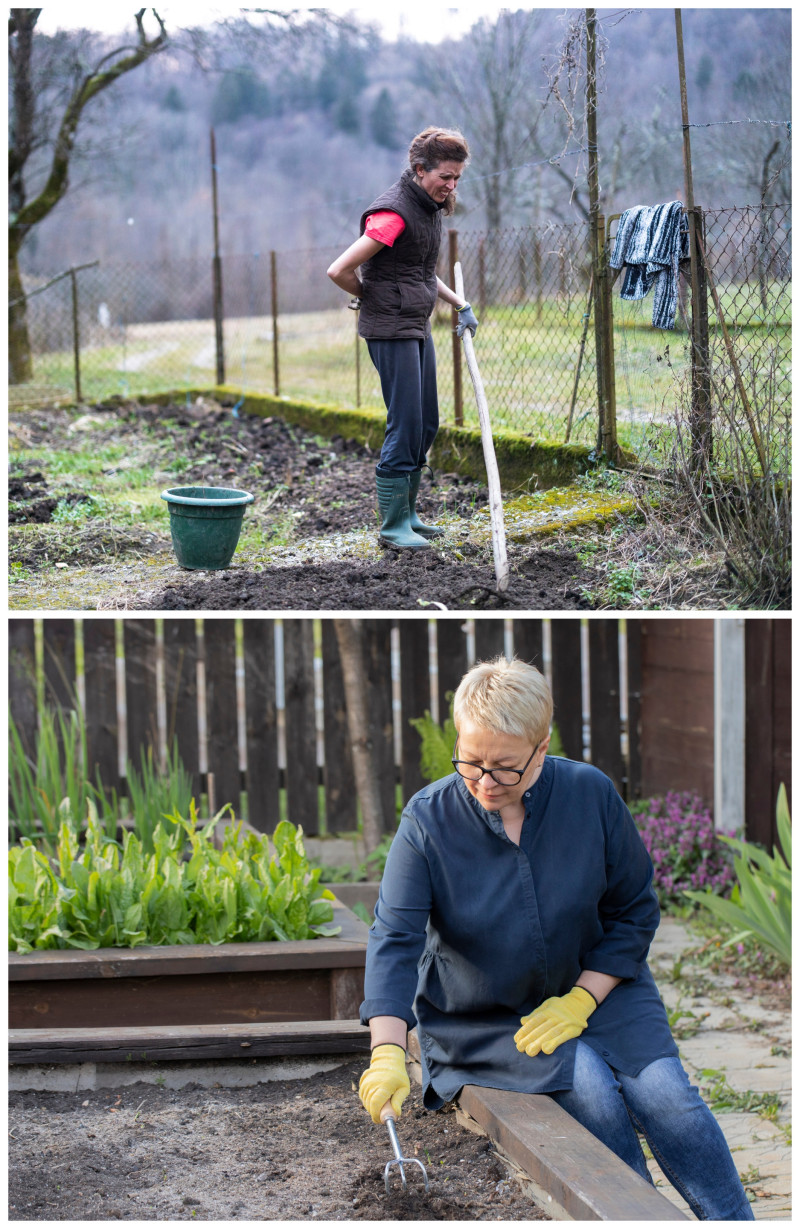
[357,169,444,340]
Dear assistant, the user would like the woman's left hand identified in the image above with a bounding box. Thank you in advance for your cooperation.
[514,986,597,1056]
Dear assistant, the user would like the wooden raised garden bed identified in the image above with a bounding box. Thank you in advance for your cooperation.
[9,897,369,1031]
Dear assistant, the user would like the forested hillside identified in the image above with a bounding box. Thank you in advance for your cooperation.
[17,6,791,273]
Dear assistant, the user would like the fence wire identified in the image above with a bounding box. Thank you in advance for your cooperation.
[14,206,790,474]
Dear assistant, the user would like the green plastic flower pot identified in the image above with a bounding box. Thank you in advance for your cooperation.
[161,485,255,570]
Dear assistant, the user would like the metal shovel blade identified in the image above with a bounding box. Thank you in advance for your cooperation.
[381,1106,429,1196]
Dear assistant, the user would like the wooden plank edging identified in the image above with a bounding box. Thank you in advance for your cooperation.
[9,1020,371,1065]
[408,1033,687,1222]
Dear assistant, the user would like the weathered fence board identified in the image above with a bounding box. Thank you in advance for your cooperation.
[549,620,583,760]
[320,621,356,834]
[511,620,544,674]
[82,620,119,791]
[588,621,624,794]
[399,621,430,803]
[283,619,319,830]
[436,618,468,720]
[364,621,396,833]
[204,618,241,816]
[745,618,791,849]
[473,618,505,663]
[626,621,643,801]
[42,620,76,709]
[639,620,715,801]
[163,617,202,802]
[243,619,280,833]
[123,620,158,774]
[9,619,37,757]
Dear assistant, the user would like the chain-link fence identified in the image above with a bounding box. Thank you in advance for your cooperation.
[606,204,791,466]
[14,205,790,470]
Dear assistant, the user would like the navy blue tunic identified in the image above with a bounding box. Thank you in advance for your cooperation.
[360,756,679,1109]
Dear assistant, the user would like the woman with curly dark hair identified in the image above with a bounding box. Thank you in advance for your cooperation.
[327,127,478,549]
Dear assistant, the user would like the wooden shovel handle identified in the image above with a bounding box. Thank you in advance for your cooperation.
[380,1100,396,1123]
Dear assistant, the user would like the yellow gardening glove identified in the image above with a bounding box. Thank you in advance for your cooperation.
[514,986,597,1056]
[358,1044,410,1124]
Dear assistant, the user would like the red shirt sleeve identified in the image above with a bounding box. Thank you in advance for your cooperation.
[364,211,406,247]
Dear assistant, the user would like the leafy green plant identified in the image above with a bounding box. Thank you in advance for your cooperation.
[409,698,457,784]
[121,743,194,855]
[9,802,339,952]
[683,785,791,967]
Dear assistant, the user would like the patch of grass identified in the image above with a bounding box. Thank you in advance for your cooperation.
[698,1068,783,1121]
[665,998,710,1040]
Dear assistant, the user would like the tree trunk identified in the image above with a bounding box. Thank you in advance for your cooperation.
[332,620,385,855]
[8,243,33,383]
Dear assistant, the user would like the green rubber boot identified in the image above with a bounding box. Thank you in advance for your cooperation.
[408,469,444,539]
[376,473,430,550]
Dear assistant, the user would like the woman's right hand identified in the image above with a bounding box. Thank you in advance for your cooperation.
[358,1044,410,1123]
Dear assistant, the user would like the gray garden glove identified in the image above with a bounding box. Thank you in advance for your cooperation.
[455,302,479,338]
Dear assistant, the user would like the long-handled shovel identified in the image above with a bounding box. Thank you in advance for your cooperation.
[454,262,509,594]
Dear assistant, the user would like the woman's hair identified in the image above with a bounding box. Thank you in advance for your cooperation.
[408,126,469,216]
[453,656,553,744]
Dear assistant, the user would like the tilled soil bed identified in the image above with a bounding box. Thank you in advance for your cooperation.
[9,398,597,611]
[8,1058,550,1222]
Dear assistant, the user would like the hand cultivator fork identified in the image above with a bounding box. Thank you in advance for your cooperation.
[380,1102,430,1196]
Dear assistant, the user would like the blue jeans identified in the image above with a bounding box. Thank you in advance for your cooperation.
[367,336,439,473]
[551,1041,754,1220]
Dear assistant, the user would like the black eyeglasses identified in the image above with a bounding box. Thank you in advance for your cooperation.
[452,737,542,787]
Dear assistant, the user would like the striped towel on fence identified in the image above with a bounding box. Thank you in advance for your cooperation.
[609,200,689,329]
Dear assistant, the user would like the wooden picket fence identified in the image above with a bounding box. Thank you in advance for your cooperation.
[9,617,644,837]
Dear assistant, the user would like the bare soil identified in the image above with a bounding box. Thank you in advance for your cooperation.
[8,1059,550,1222]
[9,399,597,611]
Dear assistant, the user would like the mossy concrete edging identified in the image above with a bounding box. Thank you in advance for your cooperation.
[149,386,599,491]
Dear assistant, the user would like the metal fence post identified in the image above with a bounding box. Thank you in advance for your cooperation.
[270,250,280,397]
[448,229,463,426]
[69,268,82,403]
[210,128,225,386]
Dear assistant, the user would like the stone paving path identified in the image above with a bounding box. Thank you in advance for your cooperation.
[648,917,791,1220]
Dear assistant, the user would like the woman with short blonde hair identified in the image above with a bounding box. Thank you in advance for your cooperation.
[357,655,754,1221]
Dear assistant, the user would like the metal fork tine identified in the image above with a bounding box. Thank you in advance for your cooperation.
[381,1107,429,1195]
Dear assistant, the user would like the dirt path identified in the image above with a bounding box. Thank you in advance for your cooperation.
[9,399,597,611]
[8,1059,549,1222]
